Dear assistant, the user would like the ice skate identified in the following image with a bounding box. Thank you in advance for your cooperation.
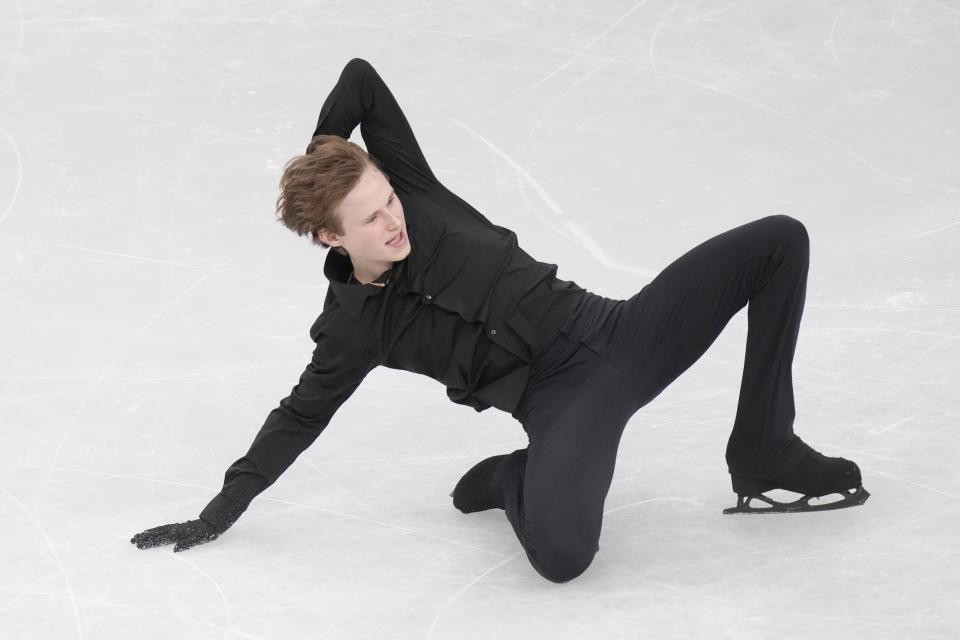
[450,453,508,513]
[723,449,869,514]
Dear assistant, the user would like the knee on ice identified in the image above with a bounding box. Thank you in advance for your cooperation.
[532,546,598,584]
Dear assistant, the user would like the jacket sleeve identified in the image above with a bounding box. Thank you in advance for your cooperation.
[199,332,376,531]
[307,57,439,194]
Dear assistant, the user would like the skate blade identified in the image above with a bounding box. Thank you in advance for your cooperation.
[722,485,870,514]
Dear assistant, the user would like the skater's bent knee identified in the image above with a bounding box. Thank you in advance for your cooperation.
[774,214,807,237]
[766,214,809,255]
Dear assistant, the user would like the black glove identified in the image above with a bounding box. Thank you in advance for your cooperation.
[131,492,247,553]
[130,518,220,552]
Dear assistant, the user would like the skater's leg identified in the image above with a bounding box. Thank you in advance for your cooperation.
[600,214,868,511]
[498,339,637,583]
[604,215,813,477]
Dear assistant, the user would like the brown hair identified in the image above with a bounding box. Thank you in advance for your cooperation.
[274,134,385,255]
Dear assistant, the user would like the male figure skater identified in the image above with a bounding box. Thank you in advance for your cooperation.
[131,58,868,583]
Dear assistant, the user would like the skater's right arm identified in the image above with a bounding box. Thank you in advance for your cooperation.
[131,331,377,552]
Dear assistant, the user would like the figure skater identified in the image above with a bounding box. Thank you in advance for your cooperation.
[131,58,868,583]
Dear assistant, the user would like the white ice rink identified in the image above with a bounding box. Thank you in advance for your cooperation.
[1,1,959,638]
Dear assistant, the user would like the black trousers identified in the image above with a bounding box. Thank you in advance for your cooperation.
[500,214,813,583]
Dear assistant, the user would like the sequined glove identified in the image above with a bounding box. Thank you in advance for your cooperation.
[130,492,246,552]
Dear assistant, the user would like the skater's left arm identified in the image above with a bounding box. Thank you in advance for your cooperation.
[308,57,439,195]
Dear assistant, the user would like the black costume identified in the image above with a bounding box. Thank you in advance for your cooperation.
[191,58,866,583]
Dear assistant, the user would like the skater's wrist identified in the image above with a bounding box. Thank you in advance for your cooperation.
[199,492,248,534]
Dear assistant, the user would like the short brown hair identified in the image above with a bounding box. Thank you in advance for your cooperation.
[274,134,386,254]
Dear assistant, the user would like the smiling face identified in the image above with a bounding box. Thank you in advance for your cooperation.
[316,163,410,283]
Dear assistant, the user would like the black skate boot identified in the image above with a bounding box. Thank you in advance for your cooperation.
[450,453,508,513]
[723,449,870,514]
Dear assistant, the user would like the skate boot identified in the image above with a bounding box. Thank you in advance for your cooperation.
[724,448,869,514]
[450,453,508,513]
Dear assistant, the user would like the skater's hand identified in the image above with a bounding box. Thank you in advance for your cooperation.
[132,491,248,552]
[130,518,219,552]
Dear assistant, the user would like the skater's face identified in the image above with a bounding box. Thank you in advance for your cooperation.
[317,163,410,282]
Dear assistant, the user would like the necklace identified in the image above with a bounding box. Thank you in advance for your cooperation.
[348,268,392,287]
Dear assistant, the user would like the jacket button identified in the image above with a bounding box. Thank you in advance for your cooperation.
[490,329,496,335]
[425,294,432,303]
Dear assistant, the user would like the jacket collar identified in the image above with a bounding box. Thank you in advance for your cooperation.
[322,213,445,320]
